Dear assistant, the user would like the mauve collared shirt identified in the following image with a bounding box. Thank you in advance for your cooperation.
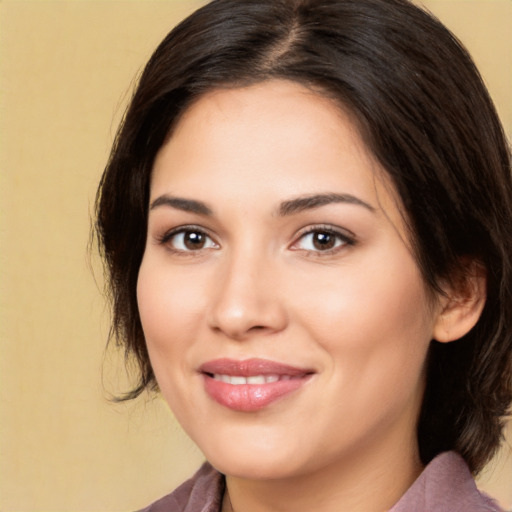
[140,452,502,512]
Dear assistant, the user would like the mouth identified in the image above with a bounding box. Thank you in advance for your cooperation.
[210,374,295,385]
[199,358,314,412]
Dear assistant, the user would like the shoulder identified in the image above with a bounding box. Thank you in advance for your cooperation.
[390,452,503,512]
[137,462,224,512]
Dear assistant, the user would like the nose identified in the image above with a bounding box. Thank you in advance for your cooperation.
[207,250,288,340]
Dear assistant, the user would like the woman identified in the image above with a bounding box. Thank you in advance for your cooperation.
[95,0,512,510]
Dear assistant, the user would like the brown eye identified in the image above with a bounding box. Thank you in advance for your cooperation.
[183,231,206,250]
[292,228,353,253]
[163,228,218,252]
[312,231,336,250]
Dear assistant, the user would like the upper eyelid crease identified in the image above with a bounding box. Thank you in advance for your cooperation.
[294,226,356,247]
[157,224,214,241]
[297,224,356,239]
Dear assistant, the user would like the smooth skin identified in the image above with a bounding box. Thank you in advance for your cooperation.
[137,80,485,512]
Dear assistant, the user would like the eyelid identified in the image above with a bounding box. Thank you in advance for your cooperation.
[153,223,355,255]
[155,224,220,251]
[290,224,356,253]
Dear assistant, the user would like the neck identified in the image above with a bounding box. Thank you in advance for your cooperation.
[222,431,423,512]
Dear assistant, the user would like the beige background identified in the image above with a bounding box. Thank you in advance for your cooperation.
[0,1,511,511]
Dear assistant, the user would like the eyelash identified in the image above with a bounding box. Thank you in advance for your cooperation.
[290,225,356,255]
[156,225,218,255]
[155,224,356,256]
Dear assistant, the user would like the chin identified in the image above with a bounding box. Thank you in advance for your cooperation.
[210,453,305,481]
[197,431,310,480]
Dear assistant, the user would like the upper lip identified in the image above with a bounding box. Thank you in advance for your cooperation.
[199,358,314,377]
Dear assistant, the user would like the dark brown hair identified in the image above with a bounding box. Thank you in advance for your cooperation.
[95,0,512,474]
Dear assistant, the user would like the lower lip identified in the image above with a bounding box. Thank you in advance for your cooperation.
[203,375,311,412]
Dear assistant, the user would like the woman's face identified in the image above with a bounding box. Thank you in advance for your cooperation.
[137,80,443,480]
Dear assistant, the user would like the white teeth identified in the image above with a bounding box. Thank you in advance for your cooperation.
[247,376,266,385]
[212,374,283,385]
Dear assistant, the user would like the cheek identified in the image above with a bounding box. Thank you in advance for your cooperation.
[136,258,205,369]
[291,249,434,393]
[136,257,210,424]
[297,258,431,340]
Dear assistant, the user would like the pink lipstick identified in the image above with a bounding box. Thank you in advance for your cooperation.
[199,358,314,412]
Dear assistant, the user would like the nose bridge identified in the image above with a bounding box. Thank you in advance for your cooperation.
[208,240,286,339]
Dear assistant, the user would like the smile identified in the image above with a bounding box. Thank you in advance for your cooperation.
[199,358,314,412]
[211,374,295,385]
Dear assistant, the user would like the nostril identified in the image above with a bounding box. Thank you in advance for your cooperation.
[207,295,288,339]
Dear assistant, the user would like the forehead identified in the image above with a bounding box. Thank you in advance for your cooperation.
[151,80,404,227]
[156,82,366,178]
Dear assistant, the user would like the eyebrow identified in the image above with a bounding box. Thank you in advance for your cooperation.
[278,193,375,216]
[149,192,375,217]
[149,195,213,216]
